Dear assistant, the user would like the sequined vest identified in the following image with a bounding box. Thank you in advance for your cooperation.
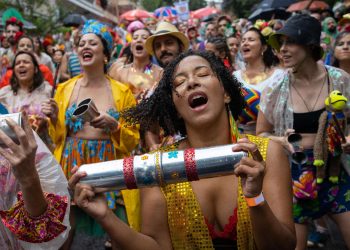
[161,135,269,249]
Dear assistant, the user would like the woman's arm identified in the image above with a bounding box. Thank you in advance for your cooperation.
[257,111,295,152]
[102,188,173,250]
[72,169,172,250]
[0,112,47,217]
[256,110,274,137]
[250,140,296,250]
[233,138,296,250]
[112,86,140,158]
[108,62,123,82]
[58,54,70,82]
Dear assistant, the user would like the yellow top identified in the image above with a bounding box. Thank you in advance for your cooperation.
[49,74,141,230]
[161,135,269,249]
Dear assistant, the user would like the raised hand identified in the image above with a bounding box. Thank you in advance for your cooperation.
[233,138,265,198]
[69,166,110,222]
[41,98,59,125]
[0,111,38,187]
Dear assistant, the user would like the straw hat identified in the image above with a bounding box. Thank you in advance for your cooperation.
[145,21,189,56]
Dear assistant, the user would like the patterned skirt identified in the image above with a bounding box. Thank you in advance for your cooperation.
[60,137,125,236]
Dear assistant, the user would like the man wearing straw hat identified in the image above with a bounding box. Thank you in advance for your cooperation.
[145,21,189,67]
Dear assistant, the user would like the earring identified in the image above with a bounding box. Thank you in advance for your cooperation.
[104,57,108,64]
[224,94,231,104]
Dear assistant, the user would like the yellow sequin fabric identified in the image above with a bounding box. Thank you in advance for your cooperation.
[161,135,269,249]
[237,134,269,250]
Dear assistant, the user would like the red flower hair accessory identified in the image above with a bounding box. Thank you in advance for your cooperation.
[5,17,23,28]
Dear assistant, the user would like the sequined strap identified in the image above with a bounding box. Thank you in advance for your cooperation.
[237,134,269,250]
[161,143,214,249]
[161,136,268,250]
[0,192,68,243]
[162,182,214,249]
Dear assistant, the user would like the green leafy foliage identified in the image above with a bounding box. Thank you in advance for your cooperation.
[141,0,163,12]
[0,0,73,35]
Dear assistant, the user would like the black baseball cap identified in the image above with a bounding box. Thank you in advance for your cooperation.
[269,14,324,60]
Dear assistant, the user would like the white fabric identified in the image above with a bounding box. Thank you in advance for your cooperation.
[233,68,285,93]
[0,132,70,250]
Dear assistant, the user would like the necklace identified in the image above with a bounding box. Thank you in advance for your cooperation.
[242,67,268,85]
[291,74,326,112]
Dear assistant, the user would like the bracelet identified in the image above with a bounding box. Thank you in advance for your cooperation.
[244,192,265,207]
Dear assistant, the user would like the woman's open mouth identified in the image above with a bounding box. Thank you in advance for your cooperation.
[82,51,93,62]
[18,69,28,77]
[135,44,144,52]
[242,47,250,53]
[188,92,208,111]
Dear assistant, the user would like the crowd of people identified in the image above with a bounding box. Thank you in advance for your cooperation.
[1,2,350,250]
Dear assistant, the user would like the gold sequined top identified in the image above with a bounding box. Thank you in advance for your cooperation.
[161,135,269,249]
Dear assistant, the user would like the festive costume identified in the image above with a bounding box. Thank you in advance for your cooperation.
[109,62,162,102]
[233,68,285,134]
[159,114,269,249]
[0,133,70,249]
[50,75,140,232]
[259,66,350,223]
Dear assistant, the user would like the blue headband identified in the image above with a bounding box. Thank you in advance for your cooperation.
[82,19,113,53]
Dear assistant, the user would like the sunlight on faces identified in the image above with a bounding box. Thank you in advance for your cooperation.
[172,55,228,128]
[334,34,350,62]
[77,33,105,68]
[14,54,35,84]
[131,29,150,59]
[17,38,34,53]
[241,30,264,62]
[278,36,307,68]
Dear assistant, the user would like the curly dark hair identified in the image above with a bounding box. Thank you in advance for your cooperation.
[10,51,44,95]
[244,27,279,67]
[122,50,245,137]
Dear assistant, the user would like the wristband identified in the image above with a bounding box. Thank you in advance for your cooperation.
[244,192,265,207]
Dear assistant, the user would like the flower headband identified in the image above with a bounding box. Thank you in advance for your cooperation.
[254,20,274,38]
[6,17,23,28]
[82,19,113,53]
